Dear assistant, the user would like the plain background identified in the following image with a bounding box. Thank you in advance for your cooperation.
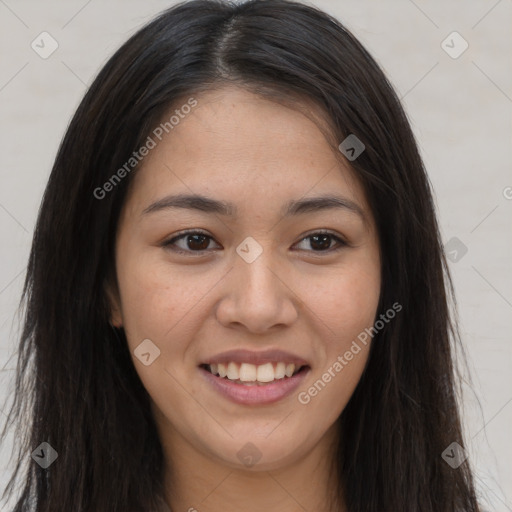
[0,0,510,510]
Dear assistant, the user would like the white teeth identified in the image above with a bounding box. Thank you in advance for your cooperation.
[227,362,239,380]
[207,362,300,383]
[256,362,275,382]
[239,363,257,382]
[285,363,295,378]
[275,362,286,379]
[217,363,227,378]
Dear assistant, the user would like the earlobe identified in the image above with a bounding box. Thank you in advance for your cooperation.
[110,308,123,328]
[105,279,123,328]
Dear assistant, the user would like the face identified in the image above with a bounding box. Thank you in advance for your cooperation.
[110,86,381,472]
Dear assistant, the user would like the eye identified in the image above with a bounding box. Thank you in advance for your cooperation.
[161,229,347,256]
[293,230,347,253]
[162,230,220,255]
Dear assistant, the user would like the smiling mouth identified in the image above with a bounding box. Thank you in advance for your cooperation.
[200,362,309,386]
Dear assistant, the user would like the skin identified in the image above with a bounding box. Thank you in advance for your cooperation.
[109,86,381,512]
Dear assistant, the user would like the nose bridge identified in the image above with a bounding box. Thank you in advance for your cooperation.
[234,237,282,303]
[216,235,298,331]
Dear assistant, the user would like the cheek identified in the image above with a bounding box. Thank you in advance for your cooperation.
[297,342,370,430]
[306,258,380,340]
[295,259,380,415]
[114,255,213,412]
[116,253,212,348]
[328,265,380,367]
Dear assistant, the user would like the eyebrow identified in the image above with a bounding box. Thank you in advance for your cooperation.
[141,193,366,221]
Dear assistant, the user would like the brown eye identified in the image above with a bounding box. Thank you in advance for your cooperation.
[163,230,220,255]
[183,234,210,251]
[162,230,347,256]
[309,234,333,251]
[294,232,347,253]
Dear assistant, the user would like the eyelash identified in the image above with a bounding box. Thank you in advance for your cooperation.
[161,229,348,256]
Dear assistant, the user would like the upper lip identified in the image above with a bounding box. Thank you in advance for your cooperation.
[201,349,310,367]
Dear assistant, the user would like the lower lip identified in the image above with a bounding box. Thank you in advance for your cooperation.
[199,366,310,405]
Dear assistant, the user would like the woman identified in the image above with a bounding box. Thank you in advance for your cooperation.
[1,0,481,510]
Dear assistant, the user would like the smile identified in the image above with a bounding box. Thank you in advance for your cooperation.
[198,349,311,405]
[201,361,305,384]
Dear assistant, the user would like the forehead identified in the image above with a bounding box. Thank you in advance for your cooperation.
[123,86,370,221]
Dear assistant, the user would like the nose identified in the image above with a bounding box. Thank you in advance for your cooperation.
[215,246,299,334]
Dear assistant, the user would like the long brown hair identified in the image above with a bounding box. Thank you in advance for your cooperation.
[1,0,481,510]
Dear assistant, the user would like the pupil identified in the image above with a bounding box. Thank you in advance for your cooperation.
[188,234,209,250]
[311,234,331,251]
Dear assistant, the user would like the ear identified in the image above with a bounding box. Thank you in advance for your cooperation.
[104,277,123,328]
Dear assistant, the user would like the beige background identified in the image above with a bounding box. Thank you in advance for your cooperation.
[0,0,511,510]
